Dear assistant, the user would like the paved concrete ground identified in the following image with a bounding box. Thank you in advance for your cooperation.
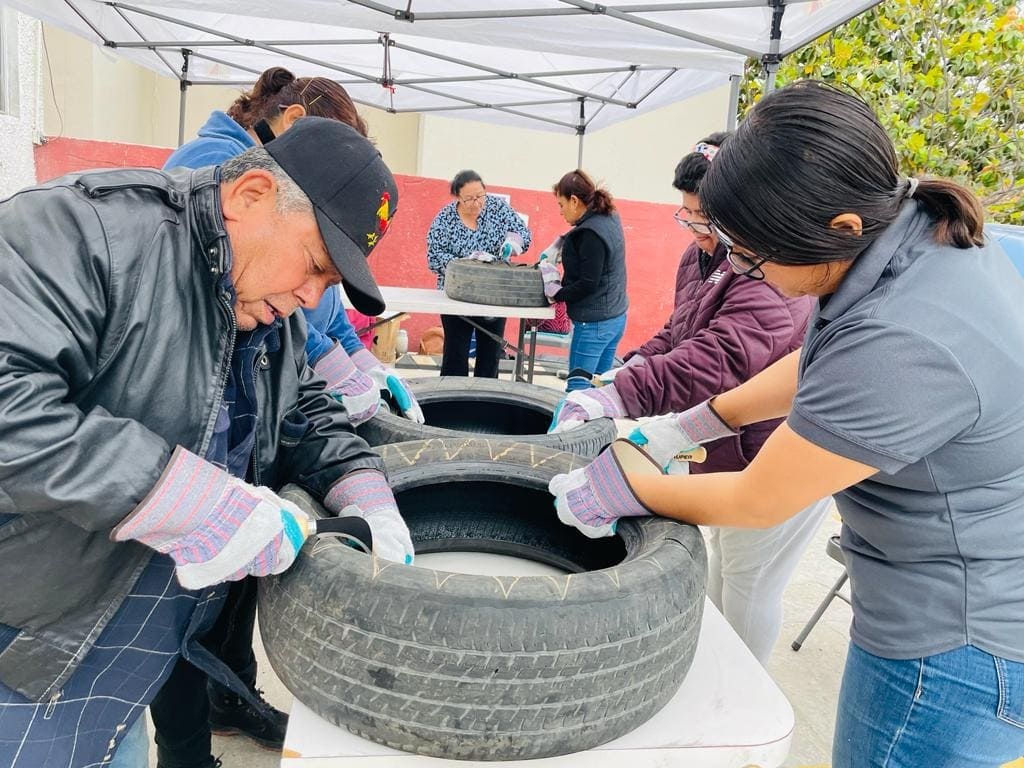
[146,360,856,767]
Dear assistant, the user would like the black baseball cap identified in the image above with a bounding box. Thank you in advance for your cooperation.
[264,117,397,316]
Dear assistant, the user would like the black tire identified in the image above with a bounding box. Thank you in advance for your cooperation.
[259,438,707,761]
[443,259,548,307]
[359,376,616,458]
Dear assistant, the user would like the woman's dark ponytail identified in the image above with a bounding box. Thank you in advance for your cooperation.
[912,178,985,248]
[552,169,616,215]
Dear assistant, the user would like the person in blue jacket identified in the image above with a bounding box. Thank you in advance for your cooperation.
[166,66,423,428]
[157,67,421,768]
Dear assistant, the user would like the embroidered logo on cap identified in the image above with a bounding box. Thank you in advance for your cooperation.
[367,192,392,248]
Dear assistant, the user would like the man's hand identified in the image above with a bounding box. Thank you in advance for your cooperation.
[112,448,311,589]
[351,348,425,423]
[325,470,414,564]
[549,385,626,434]
[538,261,562,301]
[548,440,659,538]
[627,399,737,468]
[314,344,381,425]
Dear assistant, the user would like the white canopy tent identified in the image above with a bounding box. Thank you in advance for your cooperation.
[10,0,882,161]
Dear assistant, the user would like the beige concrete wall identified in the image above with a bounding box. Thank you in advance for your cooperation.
[40,21,727,201]
[0,10,41,196]
[416,84,730,204]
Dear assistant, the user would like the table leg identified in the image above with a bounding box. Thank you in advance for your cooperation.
[526,325,538,384]
[514,321,527,382]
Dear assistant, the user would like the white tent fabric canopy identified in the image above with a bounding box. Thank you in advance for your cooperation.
[10,0,882,135]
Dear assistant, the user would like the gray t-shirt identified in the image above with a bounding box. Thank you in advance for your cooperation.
[789,201,1024,662]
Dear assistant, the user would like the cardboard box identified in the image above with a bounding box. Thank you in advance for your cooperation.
[370,313,410,364]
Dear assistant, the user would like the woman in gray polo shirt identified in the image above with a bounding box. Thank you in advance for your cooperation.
[549,80,1024,767]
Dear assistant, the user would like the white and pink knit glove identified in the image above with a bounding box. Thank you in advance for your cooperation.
[627,399,737,468]
[597,354,646,385]
[549,385,626,434]
[325,470,414,564]
[111,447,311,589]
[538,261,562,301]
[314,344,381,425]
[548,440,660,538]
[499,232,525,261]
[351,348,425,423]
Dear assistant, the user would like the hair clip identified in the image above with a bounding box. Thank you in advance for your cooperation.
[692,142,720,162]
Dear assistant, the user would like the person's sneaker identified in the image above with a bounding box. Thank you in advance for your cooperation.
[208,687,288,750]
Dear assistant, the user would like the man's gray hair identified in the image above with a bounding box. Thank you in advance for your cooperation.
[220,147,313,215]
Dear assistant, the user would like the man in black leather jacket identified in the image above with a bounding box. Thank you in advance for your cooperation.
[0,118,411,768]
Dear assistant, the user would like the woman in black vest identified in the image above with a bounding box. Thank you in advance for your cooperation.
[542,170,629,391]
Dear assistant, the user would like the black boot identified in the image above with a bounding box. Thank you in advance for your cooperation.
[208,686,288,750]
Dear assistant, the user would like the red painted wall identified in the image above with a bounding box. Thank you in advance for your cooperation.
[34,137,692,354]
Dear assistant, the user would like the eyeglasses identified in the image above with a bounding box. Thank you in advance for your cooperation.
[673,207,714,236]
[459,193,487,205]
[715,226,768,281]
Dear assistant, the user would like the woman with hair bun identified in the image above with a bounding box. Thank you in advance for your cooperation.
[539,170,629,391]
[157,66,421,768]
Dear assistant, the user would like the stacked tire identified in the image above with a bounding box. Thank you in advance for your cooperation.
[359,376,616,458]
[259,438,708,761]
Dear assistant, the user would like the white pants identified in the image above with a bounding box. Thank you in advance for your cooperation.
[706,497,832,665]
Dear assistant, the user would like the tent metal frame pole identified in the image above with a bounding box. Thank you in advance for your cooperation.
[177,48,190,148]
[557,0,760,58]
[391,40,637,107]
[577,98,586,168]
[762,0,785,95]
[727,73,741,128]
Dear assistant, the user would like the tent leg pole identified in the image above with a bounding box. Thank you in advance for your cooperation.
[177,49,191,147]
[727,74,741,129]
[576,97,586,168]
[763,60,780,95]
[763,0,785,96]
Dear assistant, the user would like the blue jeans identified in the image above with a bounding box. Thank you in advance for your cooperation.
[566,312,626,391]
[834,642,1024,767]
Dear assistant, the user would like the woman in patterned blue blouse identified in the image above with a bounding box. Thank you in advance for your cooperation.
[426,170,532,377]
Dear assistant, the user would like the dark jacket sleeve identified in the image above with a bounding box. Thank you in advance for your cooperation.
[267,317,386,497]
[615,273,807,417]
[553,228,606,303]
[0,187,170,531]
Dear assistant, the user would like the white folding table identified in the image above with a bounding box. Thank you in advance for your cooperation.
[279,597,794,768]
[345,286,555,383]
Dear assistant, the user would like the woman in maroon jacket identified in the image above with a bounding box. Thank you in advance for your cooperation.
[551,134,831,664]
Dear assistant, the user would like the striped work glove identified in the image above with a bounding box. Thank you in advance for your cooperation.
[499,232,525,261]
[111,447,311,589]
[537,261,562,301]
[351,348,425,424]
[313,343,381,425]
[325,470,414,564]
[596,354,646,385]
[548,439,662,538]
[627,399,737,469]
[549,384,626,434]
